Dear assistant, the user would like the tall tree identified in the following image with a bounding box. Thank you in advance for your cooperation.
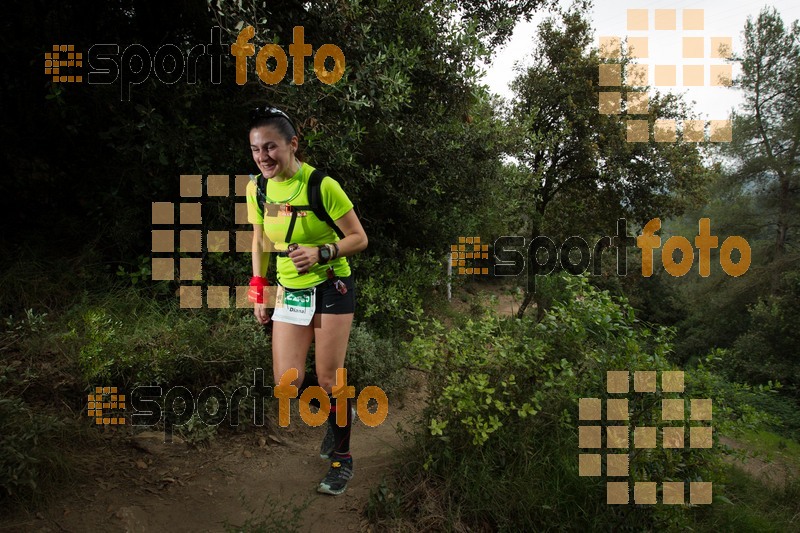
[672,8,800,362]
[729,7,800,283]
[506,3,708,318]
[2,0,538,261]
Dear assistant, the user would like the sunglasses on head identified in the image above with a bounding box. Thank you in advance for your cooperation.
[249,105,298,135]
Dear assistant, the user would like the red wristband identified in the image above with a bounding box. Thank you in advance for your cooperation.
[248,276,270,304]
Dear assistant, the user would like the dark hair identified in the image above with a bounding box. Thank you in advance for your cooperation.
[247,104,298,143]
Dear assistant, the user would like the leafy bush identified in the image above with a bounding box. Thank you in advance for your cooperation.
[1,308,48,354]
[63,290,272,387]
[340,323,409,396]
[742,392,800,442]
[728,271,800,397]
[701,348,800,441]
[351,250,444,335]
[0,394,72,506]
[390,273,771,531]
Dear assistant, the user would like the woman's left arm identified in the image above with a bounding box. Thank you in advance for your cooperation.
[332,209,368,257]
[287,209,367,272]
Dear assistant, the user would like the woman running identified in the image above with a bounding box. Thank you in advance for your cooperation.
[245,104,368,495]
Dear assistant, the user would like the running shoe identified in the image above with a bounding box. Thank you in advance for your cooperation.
[317,457,354,495]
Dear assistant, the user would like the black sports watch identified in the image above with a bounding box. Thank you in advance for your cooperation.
[318,245,332,265]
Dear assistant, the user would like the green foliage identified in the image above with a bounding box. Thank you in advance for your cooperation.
[1,308,48,353]
[503,2,709,318]
[365,477,403,524]
[204,0,511,259]
[688,350,780,435]
[687,464,800,532]
[734,429,800,470]
[729,271,800,396]
[0,393,71,505]
[177,412,219,446]
[728,7,799,262]
[740,392,800,442]
[352,250,444,334]
[342,323,409,396]
[0,246,111,316]
[395,273,775,530]
[63,290,272,387]
[665,201,767,360]
[74,308,125,381]
[674,8,800,381]
[5,0,521,281]
[506,3,708,238]
[115,255,171,297]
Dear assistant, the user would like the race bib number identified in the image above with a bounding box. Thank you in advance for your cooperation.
[272,285,316,326]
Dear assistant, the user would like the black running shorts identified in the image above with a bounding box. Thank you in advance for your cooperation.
[283,275,355,315]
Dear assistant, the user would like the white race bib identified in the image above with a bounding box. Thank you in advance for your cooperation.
[272,285,316,326]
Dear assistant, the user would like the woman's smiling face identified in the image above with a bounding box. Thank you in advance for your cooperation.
[249,125,298,180]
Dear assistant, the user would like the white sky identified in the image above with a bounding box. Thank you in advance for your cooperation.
[481,0,800,120]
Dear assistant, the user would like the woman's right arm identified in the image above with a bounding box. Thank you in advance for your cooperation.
[252,224,271,324]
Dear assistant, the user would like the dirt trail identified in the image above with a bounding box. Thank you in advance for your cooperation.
[11,285,795,532]
[2,377,425,533]
[449,284,521,318]
[719,435,799,489]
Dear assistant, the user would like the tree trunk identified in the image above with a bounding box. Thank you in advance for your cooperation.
[771,173,791,291]
[776,174,789,259]
[516,206,546,319]
[516,290,534,318]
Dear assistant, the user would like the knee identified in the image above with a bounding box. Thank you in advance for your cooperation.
[274,368,303,389]
[317,374,336,394]
[317,367,350,394]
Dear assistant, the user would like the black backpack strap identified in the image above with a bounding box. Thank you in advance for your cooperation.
[259,168,346,244]
[308,169,345,239]
[284,207,300,244]
[256,174,267,216]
